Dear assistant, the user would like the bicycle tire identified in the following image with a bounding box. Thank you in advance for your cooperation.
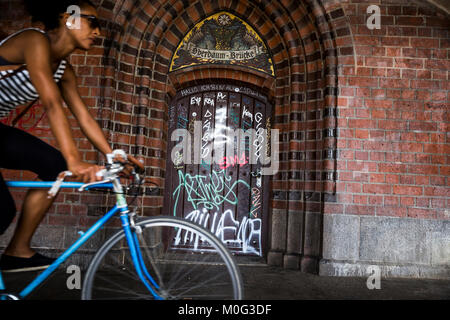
[81,216,244,300]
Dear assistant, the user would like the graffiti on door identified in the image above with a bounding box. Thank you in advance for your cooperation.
[165,85,272,257]
[172,169,249,214]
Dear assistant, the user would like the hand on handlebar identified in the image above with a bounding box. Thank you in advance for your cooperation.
[67,161,105,183]
[66,150,144,183]
[110,152,145,176]
[49,151,144,198]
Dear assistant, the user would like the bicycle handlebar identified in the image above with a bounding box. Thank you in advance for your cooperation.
[107,149,145,173]
[48,150,144,198]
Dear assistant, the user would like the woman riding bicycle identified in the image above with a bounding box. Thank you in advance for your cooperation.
[0,0,140,272]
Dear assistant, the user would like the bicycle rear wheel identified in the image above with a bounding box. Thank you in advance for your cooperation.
[81,216,243,300]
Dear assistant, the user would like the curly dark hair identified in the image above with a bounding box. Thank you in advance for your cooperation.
[24,0,96,30]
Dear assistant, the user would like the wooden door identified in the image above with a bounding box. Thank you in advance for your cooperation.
[164,84,272,257]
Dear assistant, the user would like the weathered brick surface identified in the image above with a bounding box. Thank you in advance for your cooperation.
[337,0,449,222]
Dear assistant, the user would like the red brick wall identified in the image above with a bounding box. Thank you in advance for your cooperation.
[333,0,449,220]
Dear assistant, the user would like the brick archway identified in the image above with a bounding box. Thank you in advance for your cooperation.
[94,0,351,273]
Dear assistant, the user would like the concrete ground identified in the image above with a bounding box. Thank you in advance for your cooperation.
[1,264,449,300]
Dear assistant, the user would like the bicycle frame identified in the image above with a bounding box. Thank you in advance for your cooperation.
[0,179,163,300]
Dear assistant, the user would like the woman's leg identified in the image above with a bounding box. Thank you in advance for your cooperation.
[3,189,55,257]
[0,123,67,258]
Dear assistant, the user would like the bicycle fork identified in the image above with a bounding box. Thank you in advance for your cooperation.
[112,176,163,300]
[119,211,164,300]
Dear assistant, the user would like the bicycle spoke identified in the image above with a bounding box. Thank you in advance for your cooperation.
[94,273,142,296]
[170,274,230,297]
[137,233,166,288]
[164,257,213,292]
[165,262,219,293]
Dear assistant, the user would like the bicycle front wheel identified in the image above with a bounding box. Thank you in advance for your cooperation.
[81,216,243,300]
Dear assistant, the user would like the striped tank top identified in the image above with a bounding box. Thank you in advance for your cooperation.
[0,28,67,119]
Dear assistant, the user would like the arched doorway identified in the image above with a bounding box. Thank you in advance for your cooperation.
[95,0,342,273]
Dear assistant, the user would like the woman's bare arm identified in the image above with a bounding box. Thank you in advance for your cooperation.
[23,32,101,182]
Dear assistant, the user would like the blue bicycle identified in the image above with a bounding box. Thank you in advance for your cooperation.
[0,150,243,300]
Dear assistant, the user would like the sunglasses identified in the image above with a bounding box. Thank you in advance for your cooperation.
[78,14,101,31]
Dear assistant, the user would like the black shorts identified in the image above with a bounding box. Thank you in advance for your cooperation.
[0,123,67,234]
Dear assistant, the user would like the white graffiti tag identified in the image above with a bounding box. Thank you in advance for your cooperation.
[175,209,262,256]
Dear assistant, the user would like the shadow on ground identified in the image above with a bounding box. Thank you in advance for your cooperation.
[2,264,449,300]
